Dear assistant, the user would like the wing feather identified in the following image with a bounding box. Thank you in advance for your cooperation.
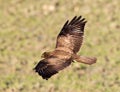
[34,16,96,80]
[34,58,71,80]
[56,16,87,53]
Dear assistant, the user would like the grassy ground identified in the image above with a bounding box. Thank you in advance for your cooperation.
[0,0,120,92]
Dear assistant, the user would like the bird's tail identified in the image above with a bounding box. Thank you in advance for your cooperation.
[72,54,97,65]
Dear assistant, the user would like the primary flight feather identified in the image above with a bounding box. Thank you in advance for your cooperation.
[34,16,97,80]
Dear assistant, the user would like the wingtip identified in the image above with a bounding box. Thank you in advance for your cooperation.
[74,16,77,19]
[79,15,82,18]
[70,15,87,24]
[34,60,58,80]
[84,21,87,23]
[64,20,69,26]
[60,15,87,35]
[82,21,87,25]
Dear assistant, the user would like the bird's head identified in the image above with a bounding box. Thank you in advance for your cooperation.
[41,52,51,58]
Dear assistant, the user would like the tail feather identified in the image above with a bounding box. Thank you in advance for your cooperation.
[73,55,97,65]
[79,56,97,65]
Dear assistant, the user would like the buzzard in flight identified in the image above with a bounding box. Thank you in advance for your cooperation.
[34,16,97,80]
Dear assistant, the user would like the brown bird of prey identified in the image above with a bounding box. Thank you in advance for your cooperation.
[34,16,97,80]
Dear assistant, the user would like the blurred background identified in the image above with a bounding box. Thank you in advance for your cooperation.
[0,0,120,92]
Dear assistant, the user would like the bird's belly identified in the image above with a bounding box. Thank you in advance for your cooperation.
[53,50,72,60]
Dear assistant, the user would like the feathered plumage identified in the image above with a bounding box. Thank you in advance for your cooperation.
[34,16,97,80]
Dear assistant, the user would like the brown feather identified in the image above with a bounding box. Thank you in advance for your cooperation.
[34,16,97,80]
[34,53,72,80]
[56,15,87,53]
[72,54,97,65]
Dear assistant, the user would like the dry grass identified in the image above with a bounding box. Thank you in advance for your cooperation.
[0,0,120,92]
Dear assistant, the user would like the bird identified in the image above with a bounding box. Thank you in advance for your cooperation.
[34,16,97,80]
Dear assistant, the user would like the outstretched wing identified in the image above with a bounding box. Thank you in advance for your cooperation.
[56,16,87,53]
[34,58,72,80]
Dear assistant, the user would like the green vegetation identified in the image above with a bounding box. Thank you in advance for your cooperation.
[0,0,120,92]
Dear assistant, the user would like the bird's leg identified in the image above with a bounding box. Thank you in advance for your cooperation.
[41,51,53,58]
[72,54,97,65]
